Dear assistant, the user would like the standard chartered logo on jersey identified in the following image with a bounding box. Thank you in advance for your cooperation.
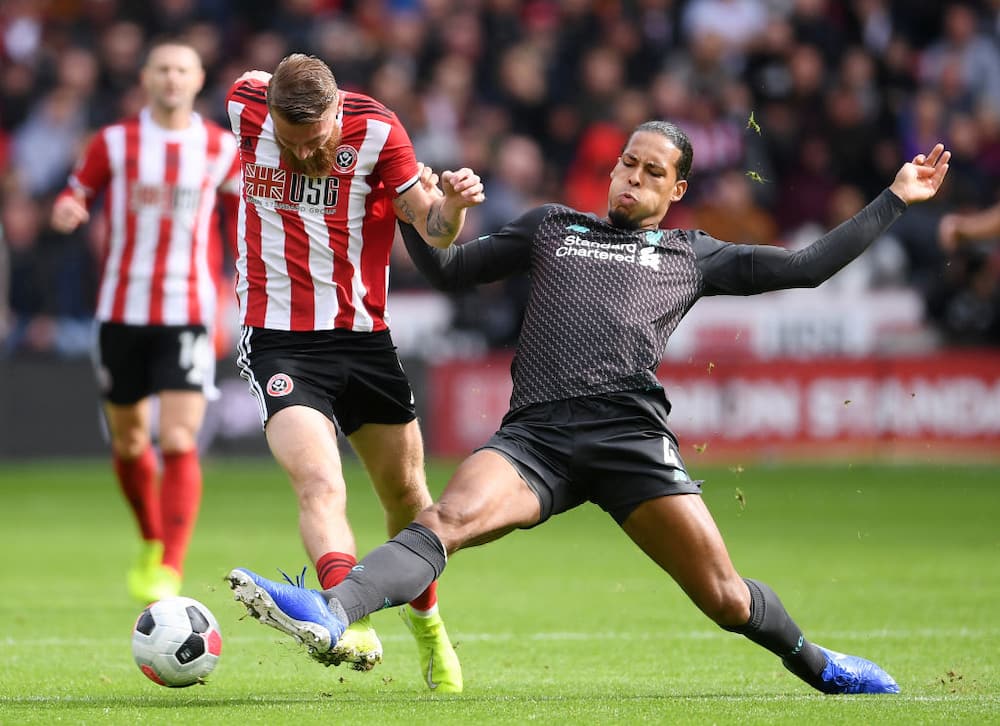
[555,224,661,270]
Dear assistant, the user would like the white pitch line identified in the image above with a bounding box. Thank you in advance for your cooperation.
[3,626,998,648]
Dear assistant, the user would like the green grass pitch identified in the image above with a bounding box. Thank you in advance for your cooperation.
[0,457,997,724]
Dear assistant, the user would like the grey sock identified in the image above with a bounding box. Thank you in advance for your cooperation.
[324,523,447,622]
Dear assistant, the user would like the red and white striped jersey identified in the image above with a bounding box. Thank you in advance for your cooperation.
[226,78,420,332]
[67,108,240,326]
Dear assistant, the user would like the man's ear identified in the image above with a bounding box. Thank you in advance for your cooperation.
[671,179,688,202]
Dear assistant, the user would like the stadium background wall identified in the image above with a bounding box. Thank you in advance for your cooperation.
[2,354,999,461]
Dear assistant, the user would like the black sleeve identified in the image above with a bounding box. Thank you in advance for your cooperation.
[695,189,908,296]
[399,206,545,291]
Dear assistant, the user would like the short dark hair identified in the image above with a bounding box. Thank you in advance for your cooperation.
[268,53,338,124]
[142,36,202,69]
[628,121,693,180]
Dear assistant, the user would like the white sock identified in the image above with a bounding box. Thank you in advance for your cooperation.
[409,603,438,618]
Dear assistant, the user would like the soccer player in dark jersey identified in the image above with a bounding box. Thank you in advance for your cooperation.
[229,121,950,694]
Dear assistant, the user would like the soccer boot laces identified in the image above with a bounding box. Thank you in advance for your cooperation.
[226,567,348,666]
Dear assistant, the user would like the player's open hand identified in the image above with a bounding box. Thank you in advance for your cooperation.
[441,168,485,209]
[888,143,950,205]
[51,191,89,233]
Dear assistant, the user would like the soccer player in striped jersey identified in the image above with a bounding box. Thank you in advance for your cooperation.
[51,39,241,604]
[224,54,483,692]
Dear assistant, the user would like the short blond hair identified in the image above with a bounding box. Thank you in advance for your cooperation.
[268,53,338,124]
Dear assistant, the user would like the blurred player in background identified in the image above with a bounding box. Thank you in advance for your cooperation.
[230,122,950,695]
[223,54,483,692]
[51,39,240,604]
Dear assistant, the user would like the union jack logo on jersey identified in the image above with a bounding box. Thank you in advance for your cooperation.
[245,163,286,201]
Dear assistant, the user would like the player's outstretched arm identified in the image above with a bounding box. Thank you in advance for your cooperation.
[702,144,951,295]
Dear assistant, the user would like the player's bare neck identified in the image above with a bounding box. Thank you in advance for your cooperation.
[150,106,194,131]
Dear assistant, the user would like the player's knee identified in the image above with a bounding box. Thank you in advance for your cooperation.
[294,474,347,511]
[112,432,151,459]
[158,424,198,453]
[697,579,752,627]
[386,479,432,514]
[415,503,462,541]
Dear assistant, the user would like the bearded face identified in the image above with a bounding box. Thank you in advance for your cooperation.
[279,129,342,177]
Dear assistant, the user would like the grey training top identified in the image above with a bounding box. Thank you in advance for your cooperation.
[402,189,906,411]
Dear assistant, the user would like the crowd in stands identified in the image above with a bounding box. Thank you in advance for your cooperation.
[2,0,999,357]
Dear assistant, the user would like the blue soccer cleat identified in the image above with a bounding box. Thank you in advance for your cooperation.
[816,646,900,694]
[227,567,348,666]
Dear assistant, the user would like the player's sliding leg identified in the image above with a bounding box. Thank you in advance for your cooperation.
[349,421,462,691]
[320,452,540,688]
[724,578,898,693]
[621,494,899,694]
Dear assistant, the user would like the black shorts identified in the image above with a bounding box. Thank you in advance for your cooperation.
[96,322,214,405]
[479,389,702,526]
[236,326,416,436]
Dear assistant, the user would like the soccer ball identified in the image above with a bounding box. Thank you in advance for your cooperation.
[131,596,222,687]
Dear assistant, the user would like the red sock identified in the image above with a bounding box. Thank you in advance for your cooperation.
[409,581,438,612]
[317,552,357,590]
[113,446,161,541]
[160,449,202,575]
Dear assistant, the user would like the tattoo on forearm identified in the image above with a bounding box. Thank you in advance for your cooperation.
[426,204,456,238]
[396,198,416,224]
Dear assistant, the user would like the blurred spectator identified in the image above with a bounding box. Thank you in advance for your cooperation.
[0,215,9,346]
[692,167,778,245]
[919,2,1000,115]
[931,191,1000,343]
[3,0,1000,355]
[938,202,1000,253]
[775,135,838,236]
[449,133,545,349]
[681,0,768,54]
[1,189,95,356]
[925,246,1000,346]
[11,87,88,196]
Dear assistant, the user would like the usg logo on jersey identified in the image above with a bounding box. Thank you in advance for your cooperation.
[638,246,660,270]
[266,373,294,397]
[335,145,358,172]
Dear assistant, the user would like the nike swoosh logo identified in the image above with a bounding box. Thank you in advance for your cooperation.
[426,650,438,690]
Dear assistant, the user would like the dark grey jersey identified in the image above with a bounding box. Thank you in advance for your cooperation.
[402,190,906,411]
